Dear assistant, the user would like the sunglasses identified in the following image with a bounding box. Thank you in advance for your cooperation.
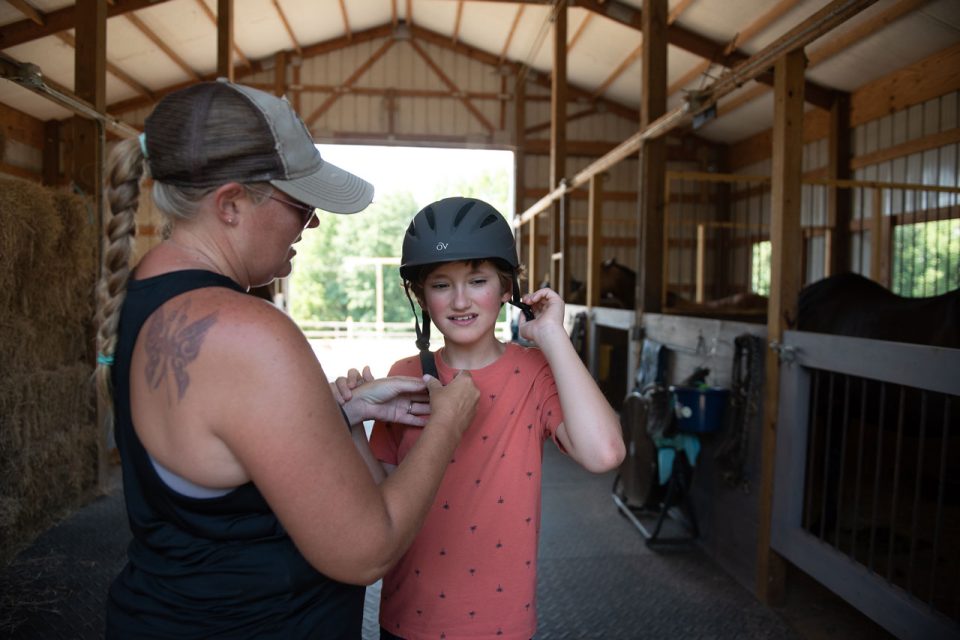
[246,186,316,227]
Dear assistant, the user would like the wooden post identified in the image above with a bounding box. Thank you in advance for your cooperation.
[638,0,667,314]
[217,0,234,82]
[695,223,706,303]
[757,48,806,606]
[549,1,567,297]
[870,187,891,286]
[826,93,851,276]
[515,72,531,292]
[42,119,60,186]
[75,0,108,492]
[587,173,604,307]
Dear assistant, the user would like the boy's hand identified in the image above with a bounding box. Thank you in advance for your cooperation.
[331,366,375,404]
[424,371,479,438]
[518,288,566,345]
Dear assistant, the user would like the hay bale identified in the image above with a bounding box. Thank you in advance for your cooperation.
[0,179,64,315]
[0,364,96,564]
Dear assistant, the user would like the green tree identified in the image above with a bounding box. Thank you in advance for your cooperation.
[290,191,417,323]
[892,219,960,297]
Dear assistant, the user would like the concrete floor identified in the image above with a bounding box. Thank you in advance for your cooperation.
[0,445,889,639]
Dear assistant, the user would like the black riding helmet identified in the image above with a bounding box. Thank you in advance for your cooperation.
[400,197,534,376]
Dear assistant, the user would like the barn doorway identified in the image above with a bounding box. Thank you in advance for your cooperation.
[287,144,516,380]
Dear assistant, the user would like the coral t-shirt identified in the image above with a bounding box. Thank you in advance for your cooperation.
[370,343,564,640]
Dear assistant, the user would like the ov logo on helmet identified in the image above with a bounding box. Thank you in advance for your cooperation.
[436,242,449,251]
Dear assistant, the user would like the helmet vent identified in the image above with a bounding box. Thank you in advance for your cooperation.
[423,205,437,230]
[453,200,475,228]
[478,214,499,229]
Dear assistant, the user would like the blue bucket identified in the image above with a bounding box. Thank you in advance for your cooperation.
[671,386,729,433]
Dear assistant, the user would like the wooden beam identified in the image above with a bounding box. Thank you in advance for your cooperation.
[452,0,464,44]
[57,31,154,99]
[550,1,569,298]
[592,41,642,99]
[305,39,395,126]
[0,0,175,49]
[711,0,919,124]
[567,12,593,53]
[217,0,234,82]
[726,0,801,55]
[758,47,806,608]
[274,0,304,54]
[850,40,960,127]
[727,41,960,172]
[8,0,44,25]
[667,0,695,25]
[826,94,851,276]
[499,5,525,63]
[338,0,352,42]
[408,38,495,133]
[807,0,929,68]
[195,0,249,68]
[586,173,604,307]
[525,106,597,135]
[42,119,60,185]
[125,13,200,81]
[391,0,398,29]
[273,51,287,97]
[639,0,667,314]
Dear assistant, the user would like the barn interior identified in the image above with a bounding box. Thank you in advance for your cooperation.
[0,1,958,638]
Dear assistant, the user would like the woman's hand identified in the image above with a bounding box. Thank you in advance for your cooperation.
[518,287,567,345]
[336,368,430,427]
[423,371,479,438]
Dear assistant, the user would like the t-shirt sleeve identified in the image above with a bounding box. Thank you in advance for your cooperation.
[368,356,419,466]
[528,350,565,448]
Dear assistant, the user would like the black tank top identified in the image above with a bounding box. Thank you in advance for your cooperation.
[106,270,363,639]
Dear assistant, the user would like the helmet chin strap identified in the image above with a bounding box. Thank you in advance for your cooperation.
[511,274,535,321]
[404,282,439,379]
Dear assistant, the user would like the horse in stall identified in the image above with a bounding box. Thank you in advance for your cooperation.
[793,272,959,549]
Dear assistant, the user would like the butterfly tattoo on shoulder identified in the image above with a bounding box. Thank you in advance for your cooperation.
[144,300,219,401]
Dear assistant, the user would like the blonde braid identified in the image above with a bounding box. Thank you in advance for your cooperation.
[94,137,143,433]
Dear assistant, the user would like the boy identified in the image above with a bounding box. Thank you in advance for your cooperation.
[360,197,625,640]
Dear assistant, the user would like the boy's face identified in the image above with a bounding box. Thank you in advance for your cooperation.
[422,261,511,346]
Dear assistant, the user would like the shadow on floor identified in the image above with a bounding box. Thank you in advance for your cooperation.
[1,446,887,639]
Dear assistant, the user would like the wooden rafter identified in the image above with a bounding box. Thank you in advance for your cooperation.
[667,0,695,25]
[336,0,352,43]
[526,106,597,135]
[716,0,927,121]
[498,5,525,64]
[8,0,44,26]
[452,1,464,44]
[56,32,154,99]
[271,0,303,54]
[592,40,642,98]
[0,0,177,48]
[567,12,592,53]
[408,38,494,133]
[408,24,638,122]
[668,0,800,96]
[126,12,201,81]
[194,0,250,68]
[806,0,929,67]
[479,0,836,109]
[304,38,395,127]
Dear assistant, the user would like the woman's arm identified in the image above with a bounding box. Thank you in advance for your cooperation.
[211,304,478,585]
[519,288,626,473]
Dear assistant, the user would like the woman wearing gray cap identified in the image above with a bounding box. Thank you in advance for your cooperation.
[94,80,479,639]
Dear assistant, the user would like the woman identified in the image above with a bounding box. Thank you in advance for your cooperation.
[94,80,479,638]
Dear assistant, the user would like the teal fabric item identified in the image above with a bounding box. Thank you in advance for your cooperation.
[653,433,702,485]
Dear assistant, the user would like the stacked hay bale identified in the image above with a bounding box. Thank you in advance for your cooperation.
[0,178,99,565]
